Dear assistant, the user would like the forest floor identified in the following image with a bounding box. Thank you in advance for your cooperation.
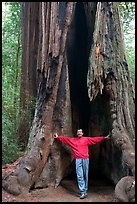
[2,159,116,202]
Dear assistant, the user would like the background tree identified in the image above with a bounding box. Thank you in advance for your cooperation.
[2,2,135,201]
[17,2,40,149]
[119,2,135,82]
[2,2,22,163]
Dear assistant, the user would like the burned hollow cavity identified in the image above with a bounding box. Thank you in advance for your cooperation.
[66,2,114,184]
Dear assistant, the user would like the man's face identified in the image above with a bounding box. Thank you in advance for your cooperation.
[77,130,83,137]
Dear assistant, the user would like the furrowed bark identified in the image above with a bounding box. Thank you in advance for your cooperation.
[86,2,135,200]
[18,2,40,148]
[2,2,75,195]
[3,3,134,201]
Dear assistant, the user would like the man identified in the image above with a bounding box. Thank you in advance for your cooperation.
[54,129,110,199]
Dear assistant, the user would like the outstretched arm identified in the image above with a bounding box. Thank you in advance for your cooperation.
[105,134,111,139]
[87,134,110,145]
[53,133,73,146]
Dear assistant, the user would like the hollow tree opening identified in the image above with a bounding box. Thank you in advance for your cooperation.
[2,3,134,200]
[66,2,112,183]
[67,2,91,135]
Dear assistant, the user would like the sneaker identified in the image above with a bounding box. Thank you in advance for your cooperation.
[80,192,87,199]
[84,192,87,197]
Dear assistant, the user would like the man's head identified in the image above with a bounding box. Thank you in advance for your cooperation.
[77,129,83,138]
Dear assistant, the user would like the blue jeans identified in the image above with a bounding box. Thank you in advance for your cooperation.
[75,158,89,195]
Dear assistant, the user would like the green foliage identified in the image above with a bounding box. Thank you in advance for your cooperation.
[2,2,22,164]
[119,2,135,33]
[125,43,135,82]
[2,98,21,164]
[2,120,21,164]
[119,2,135,82]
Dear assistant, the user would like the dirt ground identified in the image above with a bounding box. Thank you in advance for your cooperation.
[2,159,116,202]
[2,178,116,202]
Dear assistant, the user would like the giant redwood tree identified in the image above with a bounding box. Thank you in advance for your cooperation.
[17,2,40,148]
[3,2,135,201]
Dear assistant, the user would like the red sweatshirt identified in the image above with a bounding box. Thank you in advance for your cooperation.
[57,136,107,159]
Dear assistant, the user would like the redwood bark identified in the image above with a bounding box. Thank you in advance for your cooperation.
[13,29,21,128]
[18,2,40,147]
[3,2,75,195]
[3,2,135,201]
[85,3,135,201]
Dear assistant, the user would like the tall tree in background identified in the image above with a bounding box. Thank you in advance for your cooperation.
[17,2,40,148]
[3,2,135,201]
[119,2,135,83]
[2,2,22,163]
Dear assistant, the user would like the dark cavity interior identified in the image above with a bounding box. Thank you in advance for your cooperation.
[67,2,91,135]
[66,2,113,185]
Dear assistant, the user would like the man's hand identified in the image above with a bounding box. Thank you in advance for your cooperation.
[105,134,111,139]
[53,133,58,138]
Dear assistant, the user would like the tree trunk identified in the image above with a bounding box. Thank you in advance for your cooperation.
[17,2,40,148]
[13,30,21,130]
[3,2,135,201]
